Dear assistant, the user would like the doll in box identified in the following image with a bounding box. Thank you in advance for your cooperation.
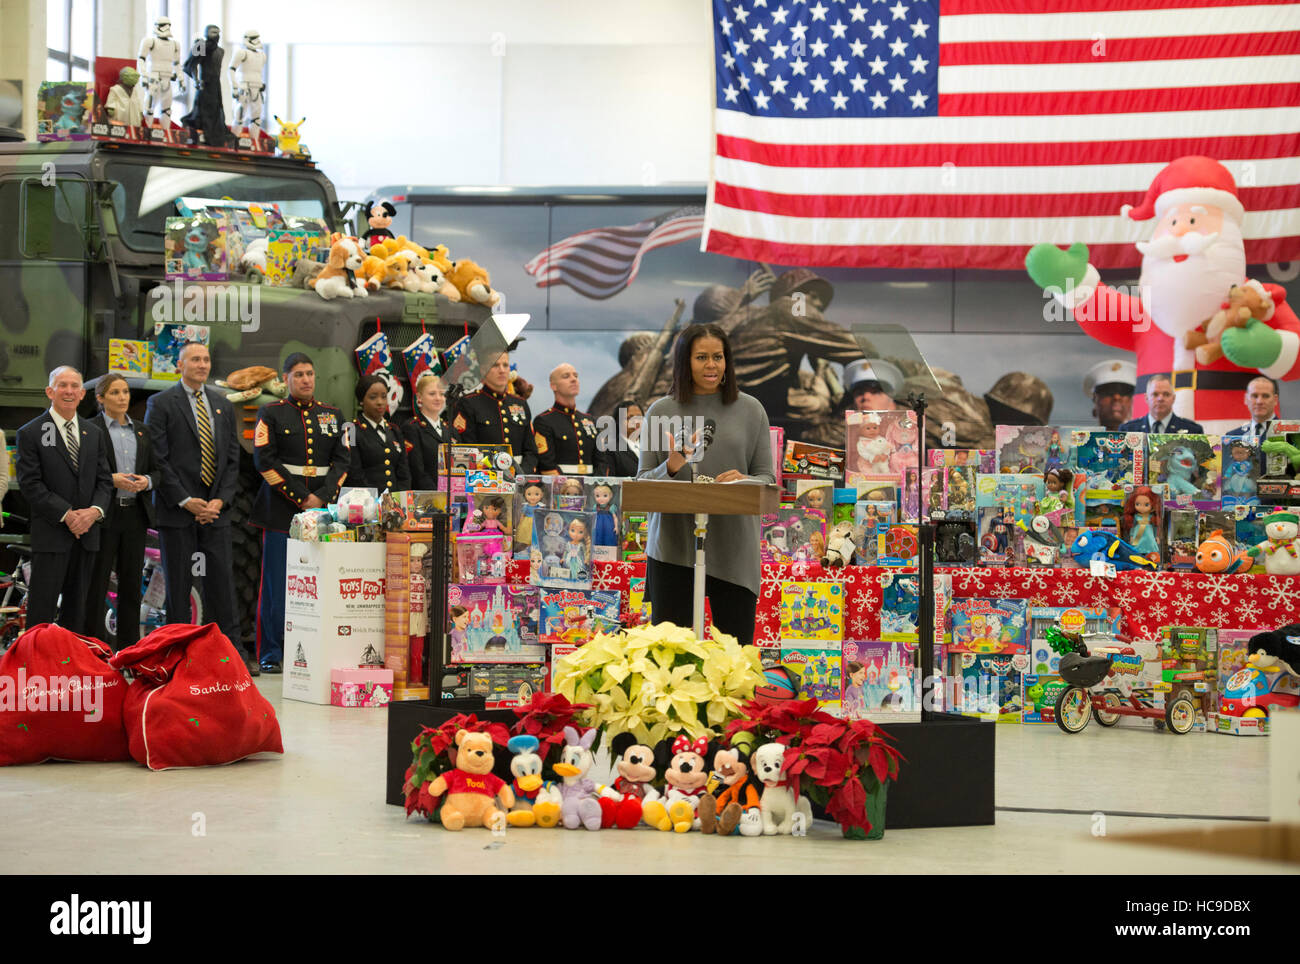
[1039,467,1074,514]
[449,606,471,662]
[463,493,511,536]
[796,481,833,521]
[1221,439,1261,507]
[553,476,586,511]
[590,481,620,556]
[1122,486,1162,562]
[564,517,592,583]
[514,479,548,558]
[946,467,975,514]
[849,413,892,476]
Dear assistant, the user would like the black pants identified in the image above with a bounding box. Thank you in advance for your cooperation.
[86,501,148,650]
[28,542,97,636]
[645,556,757,646]
[158,521,245,656]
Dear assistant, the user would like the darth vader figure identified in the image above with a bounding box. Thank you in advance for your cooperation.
[181,24,234,147]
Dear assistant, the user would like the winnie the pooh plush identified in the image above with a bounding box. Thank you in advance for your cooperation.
[427,729,515,830]
[1185,280,1275,365]
[449,258,502,308]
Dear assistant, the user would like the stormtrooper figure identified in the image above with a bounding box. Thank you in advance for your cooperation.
[137,16,184,124]
[229,29,267,138]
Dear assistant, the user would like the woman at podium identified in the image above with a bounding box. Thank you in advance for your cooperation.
[637,324,774,646]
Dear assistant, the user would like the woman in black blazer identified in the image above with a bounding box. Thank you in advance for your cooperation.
[87,373,160,649]
[602,397,645,477]
[348,374,412,492]
[402,372,451,489]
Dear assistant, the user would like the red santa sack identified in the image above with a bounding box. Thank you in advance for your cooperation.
[110,623,283,770]
[0,623,131,765]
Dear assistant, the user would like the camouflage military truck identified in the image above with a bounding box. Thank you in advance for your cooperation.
[0,136,489,643]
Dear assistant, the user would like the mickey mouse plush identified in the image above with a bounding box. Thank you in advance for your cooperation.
[699,741,763,836]
[598,732,661,830]
[642,735,714,833]
[361,201,396,248]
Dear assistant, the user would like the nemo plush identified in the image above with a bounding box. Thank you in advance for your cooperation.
[1195,529,1249,574]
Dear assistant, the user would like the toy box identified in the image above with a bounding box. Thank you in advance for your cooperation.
[1027,605,1123,670]
[454,533,510,584]
[832,488,857,527]
[770,426,785,487]
[1164,507,1199,569]
[876,522,920,566]
[164,216,227,281]
[1157,626,1219,731]
[627,576,650,625]
[880,571,921,642]
[851,501,895,564]
[36,81,91,140]
[550,474,589,511]
[447,583,542,664]
[1148,433,1220,509]
[1070,429,1145,488]
[928,448,996,473]
[793,479,834,519]
[949,649,1028,722]
[1263,420,1300,478]
[1220,436,1263,508]
[843,640,916,716]
[108,339,150,376]
[761,506,827,564]
[380,489,448,532]
[934,517,978,564]
[777,582,845,641]
[150,323,209,381]
[923,467,942,517]
[621,512,648,562]
[948,597,1028,654]
[462,490,514,539]
[263,228,316,286]
[977,474,1045,526]
[529,508,594,590]
[781,641,843,716]
[1117,483,1166,564]
[1013,506,1071,567]
[587,479,623,562]
[469,664,549,709]
[1215,714,1270,736]
[1022,672,1071,724]
[784,439,846,481]
[513,476,550,559]
[1215,628,1262,691]
[329,667,394,708]
[539,588,621,645]
[845,410,919,480]
[942,466,977,517]
[976,507,1016,566]
[996,425,1069,475]
[443,443,516,478]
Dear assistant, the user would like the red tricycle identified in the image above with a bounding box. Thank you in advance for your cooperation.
[1044,627,1198,735]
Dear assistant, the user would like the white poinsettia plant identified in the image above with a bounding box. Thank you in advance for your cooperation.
[554,622,764,745]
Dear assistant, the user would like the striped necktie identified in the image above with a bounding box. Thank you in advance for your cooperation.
[194,389,216,487]
[64,420,79,470]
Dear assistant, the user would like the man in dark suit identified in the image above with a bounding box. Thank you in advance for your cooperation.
[144,342,256,673]
[1224,376,1280,443]
[1117,374,1204,434]
[86,373,160,649]
[15,366,113,633]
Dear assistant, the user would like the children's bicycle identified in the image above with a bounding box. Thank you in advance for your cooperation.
[1044,626,1197,736]
[0,543,32,654]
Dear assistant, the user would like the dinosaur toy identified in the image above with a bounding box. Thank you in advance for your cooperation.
[55,92,83,131]
[1160,445,1203,498]
[181,227,210,273]
[1069,529,1159,571]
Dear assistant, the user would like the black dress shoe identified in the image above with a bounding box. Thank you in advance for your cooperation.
[244,659,261,677]
[260,661,283,674]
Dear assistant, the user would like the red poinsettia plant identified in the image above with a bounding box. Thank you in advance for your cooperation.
[511,692,593,762]
[724,698,904,838]
[403,714,509,821]
[404,695,592,822]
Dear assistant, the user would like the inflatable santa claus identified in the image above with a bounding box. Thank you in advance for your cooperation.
[1026,155,1297,434]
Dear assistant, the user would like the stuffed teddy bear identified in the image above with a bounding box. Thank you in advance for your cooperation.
[1185,280,1275,365]
[822,520,858,568]
[449,258,502,308]
[427,729,514,831]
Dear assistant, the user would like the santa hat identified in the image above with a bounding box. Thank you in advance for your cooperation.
[1121,156,1244,224]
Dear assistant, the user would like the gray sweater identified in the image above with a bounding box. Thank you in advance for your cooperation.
[637,391,775,597]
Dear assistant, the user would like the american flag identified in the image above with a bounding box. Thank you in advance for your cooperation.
[703,0,1300,270]
[524,206,706,300]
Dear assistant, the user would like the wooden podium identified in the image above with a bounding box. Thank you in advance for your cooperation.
[621,480,780,637]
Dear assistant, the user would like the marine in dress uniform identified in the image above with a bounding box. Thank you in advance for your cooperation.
[452,387,539,473]
[251,356,351,670]
[403,408,450,489]
[533,403,609,475]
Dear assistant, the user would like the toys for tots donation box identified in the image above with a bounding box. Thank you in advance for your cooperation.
[283,540,388,704]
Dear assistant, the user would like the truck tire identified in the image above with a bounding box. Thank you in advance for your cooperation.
[229,458,264,648]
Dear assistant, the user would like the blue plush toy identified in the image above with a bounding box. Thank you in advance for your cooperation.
[1161,445,1203,498]
[1069,529,1158,571]
[54,93,83,131]
[181,228,210,273]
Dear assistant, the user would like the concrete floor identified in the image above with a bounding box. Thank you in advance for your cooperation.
[1,676,1288,874]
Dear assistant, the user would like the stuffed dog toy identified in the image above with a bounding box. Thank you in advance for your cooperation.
[752,742,811,836]
[309,237,368,300]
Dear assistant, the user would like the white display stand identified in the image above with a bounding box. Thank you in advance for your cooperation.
[283,539,388,704]
[1271,708,1300,823]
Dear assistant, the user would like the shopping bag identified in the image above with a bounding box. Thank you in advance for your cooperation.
[110,622,283,770]
[0,623,131,765]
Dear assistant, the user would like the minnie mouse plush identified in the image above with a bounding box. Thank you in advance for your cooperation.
[598,732,661,830]
[643,735,714,833]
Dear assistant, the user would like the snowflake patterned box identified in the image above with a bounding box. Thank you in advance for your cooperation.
[1070,429,1145,488]
[781,641,843,717]
[842,640,916,717]
[947,598,1029,655]
[447,583,542,664]
[777,582,845,641]
[539,588,621,646]
[1148,434,1221,509]
[996,425,1071,476]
